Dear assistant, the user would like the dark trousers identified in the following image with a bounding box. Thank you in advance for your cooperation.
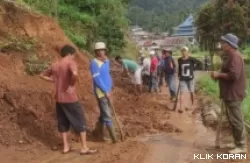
[224,100,247,148]
[166,74,177,97]
[159,70,168,86]
[56,102,87,133]
[142,74,151,86]
[96,97,113,126]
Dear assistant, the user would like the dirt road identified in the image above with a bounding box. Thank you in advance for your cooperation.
[37,86,249,163]
[1,80,250,163]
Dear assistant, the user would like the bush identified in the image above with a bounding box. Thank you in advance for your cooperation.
[197,72,250,123]
[24,54,49,75]
[0,36,38,52]
[65,30,86,48]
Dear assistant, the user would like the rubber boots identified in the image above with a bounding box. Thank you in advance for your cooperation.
[93,121,108,141]
[107,125,117,144]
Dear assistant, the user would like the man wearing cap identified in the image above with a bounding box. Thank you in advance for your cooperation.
[149,50,159,92]
[177,46,201,113]
[90,42,117,143]
[115,56,142,94]
[162,48,177,101]
[211,33,247,154]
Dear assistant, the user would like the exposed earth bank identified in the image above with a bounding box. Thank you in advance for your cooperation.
[0,1,250,163]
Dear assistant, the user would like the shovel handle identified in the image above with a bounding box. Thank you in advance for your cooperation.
[108,98,125,142]
[215,100,224,148]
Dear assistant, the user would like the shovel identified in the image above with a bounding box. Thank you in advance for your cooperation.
[215,100,225,148]
[107,98,125,142]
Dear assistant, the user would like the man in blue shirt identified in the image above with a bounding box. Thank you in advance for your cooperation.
[90,42,117,143]
[162,48,177,101]
[158,53,166,92]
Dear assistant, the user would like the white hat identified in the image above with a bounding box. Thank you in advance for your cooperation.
[181,46,189,52]
[149,50,155,56]
[94,42,106,50]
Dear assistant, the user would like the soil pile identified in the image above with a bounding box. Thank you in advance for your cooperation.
[0,1,179,150]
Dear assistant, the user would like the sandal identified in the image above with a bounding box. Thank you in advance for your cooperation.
[80,149,98,155]
[62,147,74,154]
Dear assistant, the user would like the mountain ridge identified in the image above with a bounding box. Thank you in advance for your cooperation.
[128,0,207,32]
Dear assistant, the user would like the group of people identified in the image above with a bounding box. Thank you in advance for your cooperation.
[40,42,116,155]
[39,32,247,155]
[115,46,202,114]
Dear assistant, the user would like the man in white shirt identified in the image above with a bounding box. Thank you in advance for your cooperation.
[141,56,151,85]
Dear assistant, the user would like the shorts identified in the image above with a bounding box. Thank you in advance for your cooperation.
[179,79,195,93]
[56,102,88,133]
[132,68,142,85]
[97,97,113,125]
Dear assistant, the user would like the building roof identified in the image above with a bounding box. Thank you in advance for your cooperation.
[143,40,152,46]
[178,15,194,28]
[161,37,186,47]
[172,14,196,37]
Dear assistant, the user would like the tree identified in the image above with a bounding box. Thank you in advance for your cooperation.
[51,0,58,20]
[128,0,207,32]
[23,0,129,55]
[195,0,248,66]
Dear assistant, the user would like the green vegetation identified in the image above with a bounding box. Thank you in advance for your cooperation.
[195,0,250,58]
[197,71,250,123]
[24,54,50,75]
[195,51,250,123]
[128,0,206,33]
[0,36,38,52]
[22,0,130,56]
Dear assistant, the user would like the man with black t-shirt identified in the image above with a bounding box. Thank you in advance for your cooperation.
[178,46,200,113]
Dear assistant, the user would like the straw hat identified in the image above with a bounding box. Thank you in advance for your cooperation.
[94,42,107,50]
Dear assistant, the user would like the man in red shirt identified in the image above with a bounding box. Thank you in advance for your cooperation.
[40,45,97,155]
[149,50,159,92]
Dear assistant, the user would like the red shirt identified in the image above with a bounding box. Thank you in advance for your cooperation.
[150,56,158,73]
[42,56,78,103]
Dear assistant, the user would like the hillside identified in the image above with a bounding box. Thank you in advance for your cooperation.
[0,2,180,162]
[128,0,206,32]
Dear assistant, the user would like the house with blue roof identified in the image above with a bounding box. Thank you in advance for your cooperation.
[171,14,196,45]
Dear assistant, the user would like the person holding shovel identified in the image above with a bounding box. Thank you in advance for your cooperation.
[162,48,177,101]
[90,42,117,144]
[210,33,247,154]
[115,56,142,94]
[40,44,97,155]
[177,46,201,113]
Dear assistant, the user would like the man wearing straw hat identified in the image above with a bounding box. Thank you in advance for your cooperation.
[90,42,117,143]
[211,33,247,154]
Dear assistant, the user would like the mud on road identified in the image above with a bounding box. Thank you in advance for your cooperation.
[1,86,250,163]
[0,2,249,163]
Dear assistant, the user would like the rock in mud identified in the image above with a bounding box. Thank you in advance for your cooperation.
[201,103,221,127]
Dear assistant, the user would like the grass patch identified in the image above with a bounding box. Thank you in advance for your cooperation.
[0,36,38,52]
[121,37,138,60]
[24,54,50,75]
[197,74,219,99]
[193,49,250,123]
[196,69,250,123]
